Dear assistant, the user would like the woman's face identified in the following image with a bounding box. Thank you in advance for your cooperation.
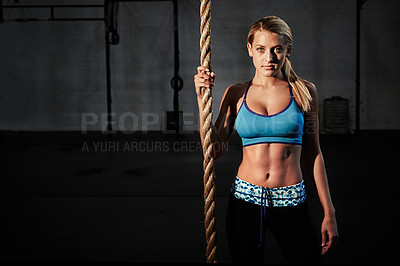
[247,30,291,78]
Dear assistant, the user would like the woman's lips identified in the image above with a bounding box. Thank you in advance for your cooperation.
[262,65,275,70]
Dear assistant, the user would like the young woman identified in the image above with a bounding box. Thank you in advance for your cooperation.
[194,16,338,263]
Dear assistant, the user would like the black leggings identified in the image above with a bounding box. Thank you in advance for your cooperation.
[226,195,321,264]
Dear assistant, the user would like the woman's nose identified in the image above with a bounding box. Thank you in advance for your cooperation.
[266,52,274,62]
[266,51,276,62]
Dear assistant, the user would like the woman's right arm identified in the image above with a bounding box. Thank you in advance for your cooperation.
[194,66,236,159]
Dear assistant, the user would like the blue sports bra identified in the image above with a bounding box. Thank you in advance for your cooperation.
[235,80,304,146]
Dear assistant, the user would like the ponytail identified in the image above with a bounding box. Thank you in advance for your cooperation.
[282,57,312,113]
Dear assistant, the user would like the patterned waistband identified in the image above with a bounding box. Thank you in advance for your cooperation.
[231,176,306,207]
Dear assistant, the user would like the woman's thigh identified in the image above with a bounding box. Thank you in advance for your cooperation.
[226,195,265,263]
[267,200,322,264]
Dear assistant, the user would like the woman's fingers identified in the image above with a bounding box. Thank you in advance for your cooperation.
[321,229,338,255]
[194,79,214,91]
[197,65,208,73]
[195,71,214,82]
[196,66,215,80]
[194,66,215,89]
[197,65,213,75]
[194,75,214,87]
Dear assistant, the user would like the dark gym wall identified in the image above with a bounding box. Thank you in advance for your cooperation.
[0,0,399,131]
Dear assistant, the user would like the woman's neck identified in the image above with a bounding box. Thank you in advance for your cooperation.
[252,70,286,88]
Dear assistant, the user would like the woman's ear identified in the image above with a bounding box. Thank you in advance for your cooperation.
[247,43,253,57]
[286,44,292,58]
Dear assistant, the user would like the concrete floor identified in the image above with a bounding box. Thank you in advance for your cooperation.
[0,130,399,264]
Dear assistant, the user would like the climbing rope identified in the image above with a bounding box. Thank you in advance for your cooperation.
[199,0,217,263]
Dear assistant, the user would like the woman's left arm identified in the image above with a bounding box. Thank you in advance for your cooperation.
[302,82,339,255]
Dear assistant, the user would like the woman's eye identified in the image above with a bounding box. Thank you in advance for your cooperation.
[275,47,282,53]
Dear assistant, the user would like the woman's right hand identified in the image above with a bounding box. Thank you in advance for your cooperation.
[194,66,215,98]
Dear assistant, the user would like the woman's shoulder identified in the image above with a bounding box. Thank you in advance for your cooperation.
[223,80,250,98]
[219,81,250,110]
[303,79,317,96]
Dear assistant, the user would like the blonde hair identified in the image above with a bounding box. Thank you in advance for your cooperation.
[247,16,312,112]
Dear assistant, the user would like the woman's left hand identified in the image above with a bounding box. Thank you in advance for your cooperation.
[321,214,339,255]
